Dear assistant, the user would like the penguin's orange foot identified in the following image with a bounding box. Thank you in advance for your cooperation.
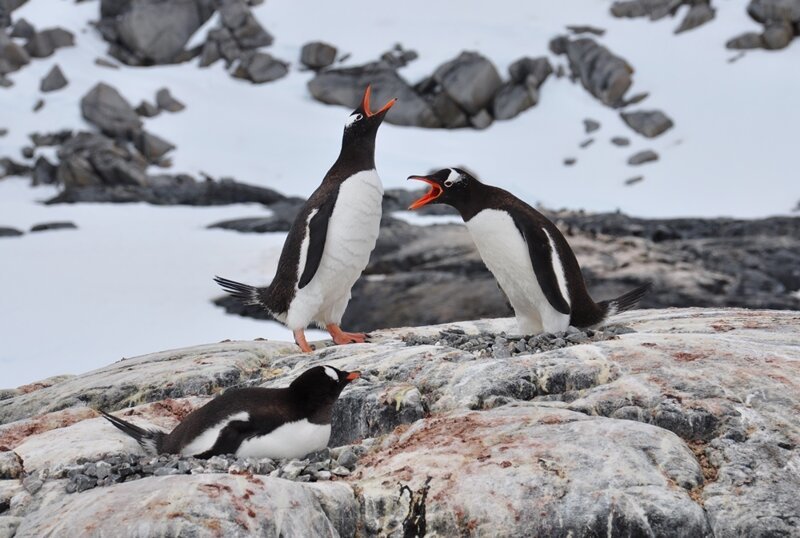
[326,324,368,345]
[293,329,314,353]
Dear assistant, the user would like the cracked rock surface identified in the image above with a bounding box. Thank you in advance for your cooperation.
[0,308,798,536]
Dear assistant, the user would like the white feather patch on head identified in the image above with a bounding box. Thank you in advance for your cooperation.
[345,113,363,128]
[323,366,338,382]
[445,168,463,186]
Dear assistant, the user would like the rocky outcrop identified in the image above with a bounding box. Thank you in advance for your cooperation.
[0,309,798,536]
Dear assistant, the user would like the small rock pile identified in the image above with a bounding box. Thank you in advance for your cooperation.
[1,18,74,87]
[404,325,634,358]
[727,0,800,50]
[60,442,371,494]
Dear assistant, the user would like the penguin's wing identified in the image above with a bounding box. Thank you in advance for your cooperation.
[509,211,571,315]
[298,196,337,289]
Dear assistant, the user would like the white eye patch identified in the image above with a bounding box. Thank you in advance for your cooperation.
[345,113,363,128]
[323,366,338,382]
[444,168,462,187]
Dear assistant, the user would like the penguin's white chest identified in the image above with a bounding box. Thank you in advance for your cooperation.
[236,419,331,459]
[466,209,569,334]
[287,169,383,327]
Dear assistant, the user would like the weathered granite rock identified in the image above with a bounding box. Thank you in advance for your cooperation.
[300,41,337,69]
[552,36,633,107]
[0,31,29,75]
[507,56,552,87]
[628,149,659,165]
[233,51,289,84]
[676,3,716,33]
[29,221,77,233]
[10,18,34,39]
[621,109,674,138]
[132,131,175,163]
[432,51,503,116]
[155,87,185,112]
[23,27,73,58]
[39,64,67,92]
[80,83,142,138]
[727,31,765,49]
[0,310,798,536]
[491,78,538,121]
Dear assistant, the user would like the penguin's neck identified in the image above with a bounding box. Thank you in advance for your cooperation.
[454,182,494,222]
[327,136,376,182]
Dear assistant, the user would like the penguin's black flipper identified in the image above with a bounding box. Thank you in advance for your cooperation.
[298,194,338,289]
[99,410,166,455]
[509,212,571,316]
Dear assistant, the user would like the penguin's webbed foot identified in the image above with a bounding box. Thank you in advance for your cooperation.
[293,329,315,353]
[326,324,368,345]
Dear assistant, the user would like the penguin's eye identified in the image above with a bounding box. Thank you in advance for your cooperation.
[444,179,455,187]
[345,113,363,128]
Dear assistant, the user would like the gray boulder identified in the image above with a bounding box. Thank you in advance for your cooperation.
[610,0,682,20]
[134,100,159,118]
[155,88,185,112]
[763,22,795,48]
[584,118,601,133]
[748,0,800,24]
[491,78,538,121]
[10,17,33,38]
[39,64,67,92]
[24,27,74,58]
[507,56,552,87]
[219,0,273,49]
[726,31,765,49]
[620,109,674,137]
[300,41,337,70]
[308,62,441,128]
[432,51,503,115]
[80,83,142,137]
[0,31,29,75]
[469,109,493,129]
[628,149,659,165]
[553,37,633,107]
[32,156,57,185]
[133,131,175,162]
[233,51,289,83]
[675,3,716,33]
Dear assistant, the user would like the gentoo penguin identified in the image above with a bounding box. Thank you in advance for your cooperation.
[215,86,396,352]
[407,168,652,334]
[101,365,360,459]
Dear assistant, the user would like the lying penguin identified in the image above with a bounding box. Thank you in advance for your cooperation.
[215,86,396,353]
[101,365,360,460]
[408,167,651,334]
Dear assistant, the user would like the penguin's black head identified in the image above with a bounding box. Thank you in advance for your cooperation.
[290,365,361,401]
[342,85,396,141]
[407,167,478,210]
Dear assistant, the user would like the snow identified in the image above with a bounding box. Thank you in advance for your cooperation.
[1,0,799,387]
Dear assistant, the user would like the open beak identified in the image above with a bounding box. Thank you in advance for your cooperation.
[407,175,443,209]
[362,85,396,118]
[345,371,361,382]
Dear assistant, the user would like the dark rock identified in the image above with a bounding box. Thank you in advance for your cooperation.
[39,64,67,92]
[611,136,630,146]
[610,0,682,20]
[33,98,44,111]
[584,118,600,133]
[0,127,6,136]
[748,0,800,25]
[622,91,649,106]
[620,109,674,138]
[379,44,418,69]
[566,24,606,36]
[0,31,30,75]
[80,83,142,137]
[675,3,715,33]
[0,227,23,237]
[233,52,289,84]
[308,62,441,128]
[89,148,148,186]
[426,89,469,129]
[726,32,764,49]
[627,149,659,165]
[219,0,273,50]
[134,100,159,117]
[491,79,538,121]
[553,37,633,107]
[155,88,185,112]
[207,198,305,233]
[24,27,74,58]
[579,138,594,148]
[432,51,503,115]
[10,17,34,39]
[0,156,30,177]
[133,131,175,162]
[21,145,33,158]
[94,57,119,69]
[30,221,78,232]
[57,155,102,188]
[300,41,336,69]
[507,56,552,87]
[32,155,57,185]
[625,175,644,186]
[469,109,493,130]
[30,129,72,146]
[564,157,577,166]
[762,22,794,49]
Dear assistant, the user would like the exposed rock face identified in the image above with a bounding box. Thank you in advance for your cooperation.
[621,109,674,137]
[0,310,798,536]
[552,36,633,107]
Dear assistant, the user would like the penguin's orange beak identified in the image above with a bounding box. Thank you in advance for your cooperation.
[362,85,396,118]
[345,371,361,382]
[407,176,443,209]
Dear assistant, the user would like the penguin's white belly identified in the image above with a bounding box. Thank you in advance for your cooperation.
[466,209,569,334]
[236,419,331,459]
[287,170,383,327]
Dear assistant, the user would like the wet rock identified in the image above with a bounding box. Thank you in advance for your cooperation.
[627,149,659,165]
[491,78,538,121]
[155,88,185,113]
[30,222,77,233]
[675,3,716,33]
[620,109,674,138]
[507,56,552,87]
[233,51,289,84]
[80,83,142,138]
[432,51,503,115]
[300,41,337,70]
[553,36,633,107]
[39,64,67,92]
[24,27,74,58]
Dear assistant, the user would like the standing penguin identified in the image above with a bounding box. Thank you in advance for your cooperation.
[215,86,396,352]
[101,365,360,459]
[407,168,651,334]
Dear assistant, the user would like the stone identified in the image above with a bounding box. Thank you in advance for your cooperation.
[134,100,159,118]
[0,31,30,75]
[24,27,74,58]
[628,149,659,165]
[563,157,576,166]
[621,109,674,138]
[39,64,67,92]
[675,3,716,33]
[726,32,764,49]
[611,136,630,146]
[10,17,34,39]
[553,37,633,107]
[233,52,289,84]
[94,57,118,69]
[0,157,29,178]
[491,79,538,121]
[507,56,552,87]
[583,118,600,133]
[762,22,794,49]
[610,0,682,19]
[432,51,503,115]
[133,131,175,162]
[30,222,77,233]
[155,88,185,112]
[566,24,606,36]
[625,175,644,186]
[380,44,418,69]
[0,517,22,537]
[579,138,594,148]
[32,156,57,186]
[219,0,273,50]
[748,0,800,24]
[300,41,336,69]
[0,227,23,237]
[0,451,22,478]
[207,199,305,233]
[308,62,441,128]
[80,83,142,138]
[21,146,33,159]
[0,128,6,136]
[469,109,493,130]
[33,98,44,112]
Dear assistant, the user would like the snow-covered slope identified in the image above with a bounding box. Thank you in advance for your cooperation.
[1,0,798,387]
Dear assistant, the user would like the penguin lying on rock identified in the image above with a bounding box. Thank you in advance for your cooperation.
[408,167,652,334]
[101,365,360,460]
[215,85,396,352]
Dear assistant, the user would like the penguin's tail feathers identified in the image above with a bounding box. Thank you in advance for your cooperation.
[214,276,265,308]
[99,410,165,455]
[599,281,653,318]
